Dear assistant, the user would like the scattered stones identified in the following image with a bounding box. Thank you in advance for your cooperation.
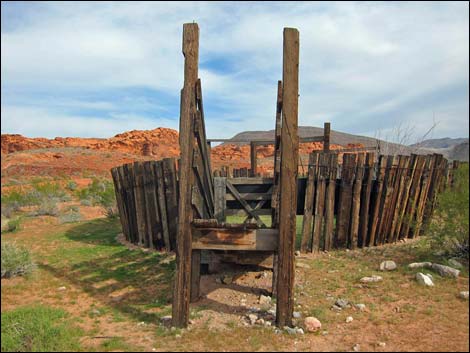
[335,298,349,309]
[321,330,329,336]
[459,291,469,300]
[57,286,67,291]
[296,328,304,335]
[359,275,383,283]
[346,316,354,323]
[408,262,432,269]
[431,263,460,278]
[331,305,342,312]
[264,321,272,327]
[138,321,146,326]
[377,342,386,347]
[353,343,360,351]
[293,311,301,318]
[90,309,101,315]
[380,260,397,271]
[304,316,322,332]
[296,262,311,269]
[255,318,265,325]
[295,250,301,256]
[415,272,434,286]
[448,258,463,269]
[354,304,366,311]
[221,275,233,285]
[247,314,258,325]
[259,295,272,306]
[175,334,182,338]
[161,315,172,323]
[240,298,247,307]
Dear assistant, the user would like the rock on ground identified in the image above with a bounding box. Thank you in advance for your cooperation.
[360,275,383,283]
[408,262,432,269]
[346,316,354,323]
[259,294,272,306]
[448,258,463,269]
[416,272,434,286]
[355,304,366,311]
[431,263,460,278]
[304,316,322,332]
[335,298,349,309]
[459,291,469,300]
[380,260,397,271]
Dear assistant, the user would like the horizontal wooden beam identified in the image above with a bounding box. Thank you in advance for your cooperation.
[225,209,272,217]
[227,177,274,184]
[207,136,323,144]
[192,228,278,251]
[226,193,272,201]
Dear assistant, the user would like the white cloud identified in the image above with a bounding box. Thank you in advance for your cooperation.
[1,1,468,141]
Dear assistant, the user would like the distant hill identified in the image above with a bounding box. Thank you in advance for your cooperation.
[410,138,469,161]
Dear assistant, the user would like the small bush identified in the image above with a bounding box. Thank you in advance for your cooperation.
[1,305,83,352]
[33,199,60,217]
[1,242,36,278]
[77,178,117,217]
[5,218,21,233]
[428,163,469,260]
[59,207,82,224]
[66,180,78,191]
[80,199,93,206]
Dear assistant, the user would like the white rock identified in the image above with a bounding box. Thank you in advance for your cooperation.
[247,314,258,325]
[304,316,322,332]
[265,321,272,327]
[459,291,469,300]
[335,298,349,308]
[380,260,397,271]
[296,262,311,269]
[346,316,354,323]
[360,275,383,283]
[255,318,265,325]
[161,315,172,322]
[377,342,386,347]
[353,343,360,351]
[416,272,434,286]
[296,328,304,335]
[408,262,432,269]
[355,304,366,311]
[295,250,301,256]
[259,295,272,306]
[284,326,297,335]
[293,311,301,318]
[57,286,67,291]
[431,263,460,278]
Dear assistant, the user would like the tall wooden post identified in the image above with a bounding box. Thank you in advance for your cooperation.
[250,141,257,177]
[323,122,330,152]
[172,23,199,328]
[276,27,299,328]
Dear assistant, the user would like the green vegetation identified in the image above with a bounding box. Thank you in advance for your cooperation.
[1,242,36,278]
[76,178,118,218]
[5,217,22,233]
[1,305,83,352]
[428,163,469,260]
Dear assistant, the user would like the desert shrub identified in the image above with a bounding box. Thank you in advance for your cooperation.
[32,199,60,217]
[59,206,82,224]
[77,178,117,218]
[1,242,36,278]
[66,180,78,191]
[80,199,92,206]
[428,163,469,260]
[4,218,22,233]
[28,180,68,204]
[1,305,83,352]
[1,190,31,215]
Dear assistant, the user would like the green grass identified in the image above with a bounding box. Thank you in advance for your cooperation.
[1,305,83,352]
[1,241,36,278]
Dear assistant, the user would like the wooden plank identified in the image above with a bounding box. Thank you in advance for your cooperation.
[228,177,274,185]
[312,153,327,253]
[173,23,198,328]
[300,153,317,252]
[192,228,278,251]
[323,122,330,152]
[250,141,257,177]
[389,156,410,243]
[190,250,201,302]
[413,155,435,238]
[367,155,387,246]
[132,162,148,247]
[225,193,272,201]
[155,161,171,252]
[214,177,226,222]
[121,164,138,244]
[350,153,365,249]
[143,161,159,249]
[271,80,283,228]
[323,153,338,251]
[394,155,417,241]
[276,27,299,328]
[335,154,355,248]
[399,155,426,239]
[162,158,178,250]
[358,153,374,247]
[111,167,129,241]
[384,155,403,243]
[376,156,397,245]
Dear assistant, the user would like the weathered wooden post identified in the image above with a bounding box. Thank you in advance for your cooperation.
[250,141,257,177]
[276,27,299,328]
[323,122,330,152]
[172,23,199,328]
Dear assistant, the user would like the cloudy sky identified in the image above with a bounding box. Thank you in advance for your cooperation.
[1,1,469,143]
